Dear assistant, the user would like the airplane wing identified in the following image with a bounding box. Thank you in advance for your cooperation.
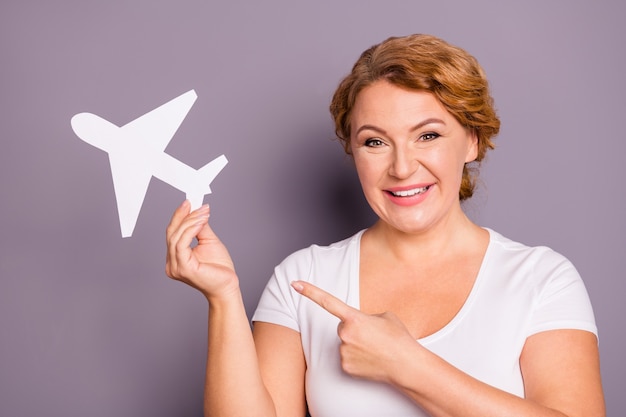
[120,89,198,153]
[108,150,152,238]
[72,113,154,237]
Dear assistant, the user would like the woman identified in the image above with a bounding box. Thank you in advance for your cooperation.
[165,34,605,417]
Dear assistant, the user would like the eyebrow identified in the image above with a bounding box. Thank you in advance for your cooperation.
[355,118,446,136]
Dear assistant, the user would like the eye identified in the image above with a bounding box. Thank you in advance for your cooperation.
[419,132,440,142]
[364,138,385,147]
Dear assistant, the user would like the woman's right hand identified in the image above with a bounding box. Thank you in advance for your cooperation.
[165,200,239,301]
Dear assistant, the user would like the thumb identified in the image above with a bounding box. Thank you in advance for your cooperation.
[195,207,220,243]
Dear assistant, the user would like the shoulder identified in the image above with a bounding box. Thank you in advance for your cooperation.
[275,230,365,276]
[253,230,364,330]
[485,228,577,279]
[480,229,597,336]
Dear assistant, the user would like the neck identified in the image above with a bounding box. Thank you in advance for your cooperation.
[365,208,484,263]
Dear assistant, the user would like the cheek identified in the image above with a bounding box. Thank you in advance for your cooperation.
[427,147,467,181]
[354,157,375,186]
[353,154,386,191]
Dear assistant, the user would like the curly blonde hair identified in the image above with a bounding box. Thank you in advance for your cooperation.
[330,34,500,200]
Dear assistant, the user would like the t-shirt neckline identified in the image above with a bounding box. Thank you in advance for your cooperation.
[351,228,495,344]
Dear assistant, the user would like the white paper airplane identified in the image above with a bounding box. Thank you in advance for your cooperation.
[71,89,227,238]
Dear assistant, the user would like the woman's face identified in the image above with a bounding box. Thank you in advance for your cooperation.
[350,80,478,234]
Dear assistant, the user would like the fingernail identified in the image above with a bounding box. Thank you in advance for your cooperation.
[291,281,304,292]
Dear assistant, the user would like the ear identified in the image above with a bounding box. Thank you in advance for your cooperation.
[464,130,479,163]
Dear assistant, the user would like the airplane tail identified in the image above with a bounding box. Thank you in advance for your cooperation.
[185,155,228,209]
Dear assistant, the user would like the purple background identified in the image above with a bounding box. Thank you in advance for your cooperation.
[1,1,624,415]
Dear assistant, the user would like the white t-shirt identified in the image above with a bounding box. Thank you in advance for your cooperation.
[252,228,597,417]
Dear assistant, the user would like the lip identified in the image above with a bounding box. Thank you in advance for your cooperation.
[384,183,434,206]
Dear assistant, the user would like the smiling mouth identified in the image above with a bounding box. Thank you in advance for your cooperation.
[388,185,431,197]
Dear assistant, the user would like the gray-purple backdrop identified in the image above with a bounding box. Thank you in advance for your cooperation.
[1,1,624,416]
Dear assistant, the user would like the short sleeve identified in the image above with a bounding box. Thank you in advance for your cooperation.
[527,251,598,338]
[251,248,313,332]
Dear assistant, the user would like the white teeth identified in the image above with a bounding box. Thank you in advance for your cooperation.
[391,186,429,197]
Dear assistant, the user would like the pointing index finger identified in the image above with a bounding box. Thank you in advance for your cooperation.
[291,281,358,321]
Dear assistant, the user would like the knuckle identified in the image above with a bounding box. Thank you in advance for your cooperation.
[338,349,353,373]
[319,296,331,311]
[165,222,179,238]
[174,239,187,253]
[337,324,354,342]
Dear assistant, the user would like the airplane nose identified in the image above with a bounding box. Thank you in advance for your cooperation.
[71,113,98,141]
[71,112,118,149]
[71,113,86,134]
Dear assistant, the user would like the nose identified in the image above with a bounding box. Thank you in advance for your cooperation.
[388,145,418,179]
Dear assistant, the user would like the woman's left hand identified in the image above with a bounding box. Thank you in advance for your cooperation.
[291,280,421,384]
